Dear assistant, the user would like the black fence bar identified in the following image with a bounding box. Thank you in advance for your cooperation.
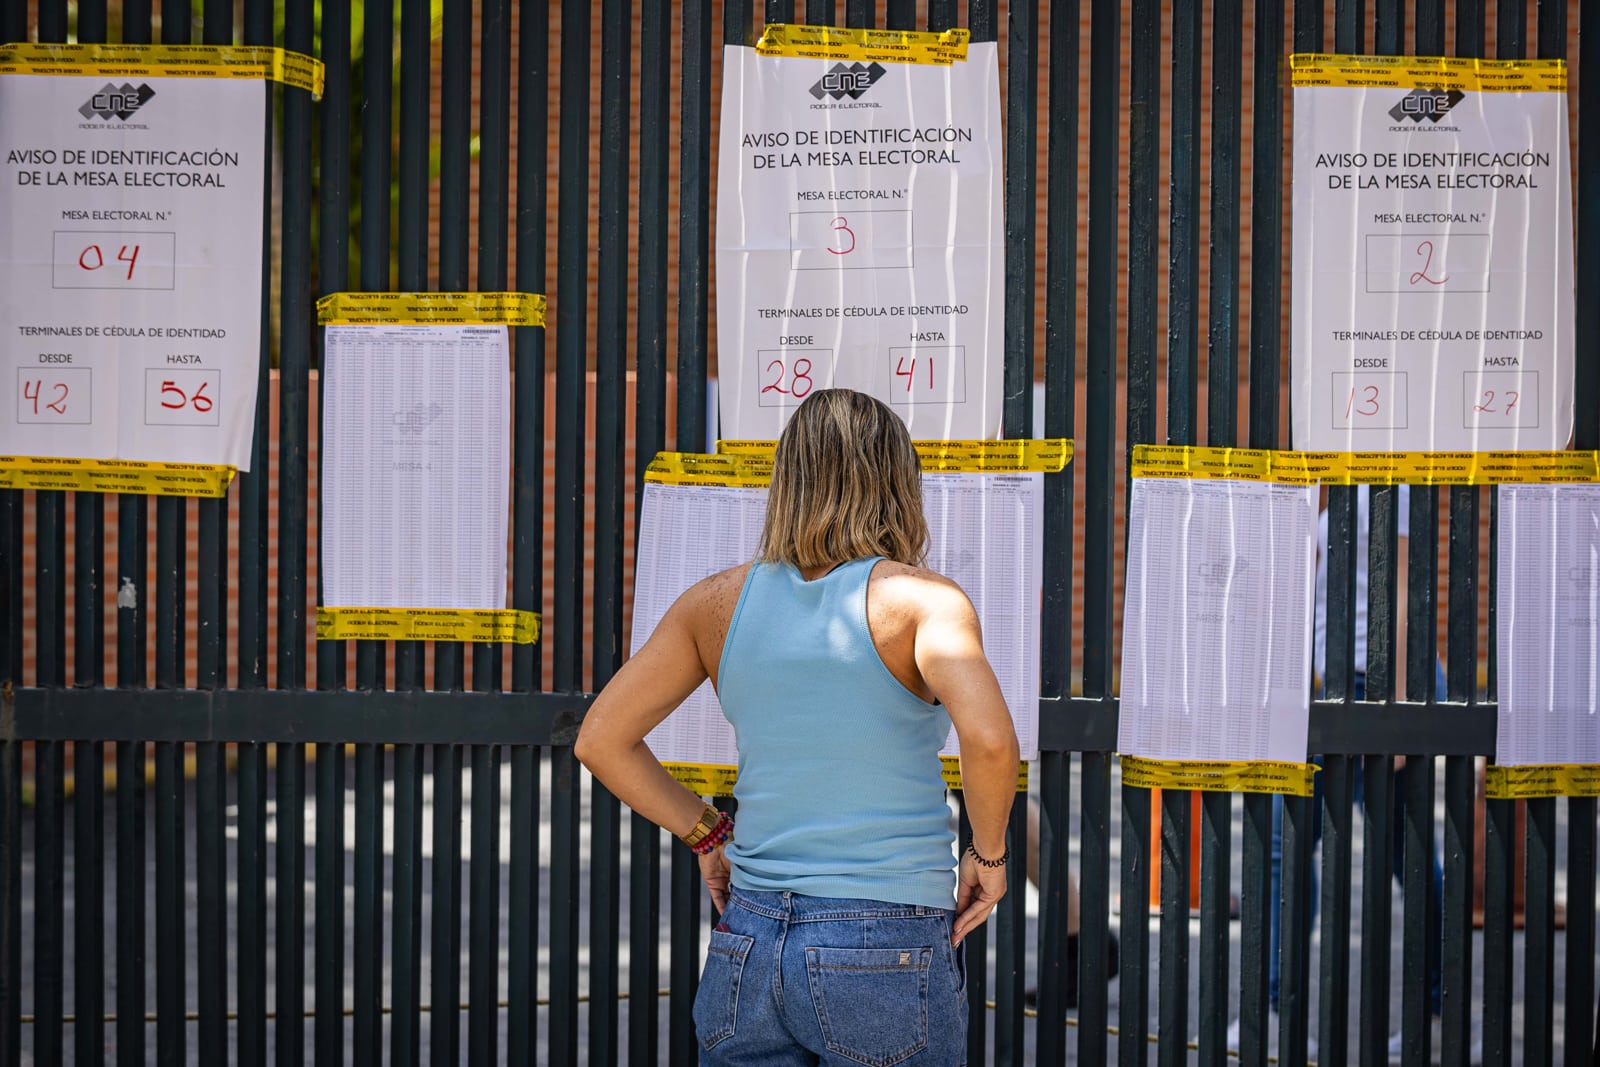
[0,734,20,1067]
[1317,754,1355,1066]
[468,746,502,1065]
[390,746,424,1067]
[196,741,227,1063]
[33,741,64,1065]
[507,746,541,1065]
[275,744,307,1067]
[676,1,713,450]
[237,741,267,1067]
[549,749,583,1067]
[72,737,106,1067]
[1001,0,1035,440]
[1360,753,1397,1062]
[153,738,185,1066]
[429,744,464,1065]
[322,741,354,1065]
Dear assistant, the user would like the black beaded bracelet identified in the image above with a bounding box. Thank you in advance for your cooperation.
[965,841,1008,868]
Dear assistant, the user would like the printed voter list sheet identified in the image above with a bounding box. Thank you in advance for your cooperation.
[1289,55,1572,452]
[635,472,1042,769]
[715,29,1002,440]
[1119,478,1318,764]
[321,324,510,610]
[1495,484,1600,766]
[0,68,266,467]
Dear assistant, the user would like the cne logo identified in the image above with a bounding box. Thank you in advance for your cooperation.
[1387,87,1464,124]
[79,83,156,121]
[809,61,887,101]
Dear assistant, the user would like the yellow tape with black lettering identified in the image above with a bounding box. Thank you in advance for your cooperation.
[1119,755,1318,797]
[662,759,1028,797]
[317,291,546,327]
[1288,53,1565,93]
[315,607,541,644]
[0,42,325,96]
[755,23,970,66]
[713,439,1073,473]
[645,451,773,488]
[1485,764,1600,799]
[1131,444,1600,486]
[0,455,234,497]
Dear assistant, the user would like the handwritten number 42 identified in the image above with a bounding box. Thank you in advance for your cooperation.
[22,379,69,415]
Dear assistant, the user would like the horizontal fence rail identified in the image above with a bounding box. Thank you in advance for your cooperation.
[2,0,1598,1065]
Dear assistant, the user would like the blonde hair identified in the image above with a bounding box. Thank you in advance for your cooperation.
[757,389,928,568]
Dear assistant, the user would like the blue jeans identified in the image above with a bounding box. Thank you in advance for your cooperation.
[1267,668,1446,1015]
[695,887,969,1066]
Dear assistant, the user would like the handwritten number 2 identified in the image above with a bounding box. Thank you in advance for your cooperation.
[1409,240,1448,286]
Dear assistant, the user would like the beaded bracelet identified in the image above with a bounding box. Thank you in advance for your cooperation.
[965,841,1008,869]
[687,811,734,855]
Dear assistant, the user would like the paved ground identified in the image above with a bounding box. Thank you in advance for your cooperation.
[14,754,1597,1064]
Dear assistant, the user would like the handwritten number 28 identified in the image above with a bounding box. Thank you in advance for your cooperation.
[761,358,813,399]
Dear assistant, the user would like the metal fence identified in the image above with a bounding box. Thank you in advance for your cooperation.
[2,0,1597,1065]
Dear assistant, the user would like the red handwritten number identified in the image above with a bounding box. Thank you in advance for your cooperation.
[1345,385,1381,419]
[790,358,813,398]
[762,359,815,398]
[1476,389,1521,416]
[79,244,103,271]
[21,379,68,415]
[191,381,213,412]
[160,380,186,409]
[117,244,140,280]
[1409,240,1448,286]
[828,216,856,256]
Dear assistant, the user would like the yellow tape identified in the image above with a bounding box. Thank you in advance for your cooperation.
[662,763,741,797]
[1288,53,1566,93]
[1119,755,1319,797]
[317,291,546,326]
[1131,445,1600,486]
[755,23,970,66]
[0,42,325,97]
[662,759,1027,797]
[645,452,774,488]
[315,607,541,644]
[0,455,234,497]
[712,439,1072,473]
[1486,764,1600,799]
[940,757,1029,792]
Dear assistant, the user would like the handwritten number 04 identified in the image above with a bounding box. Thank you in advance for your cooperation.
[77,243,141,280]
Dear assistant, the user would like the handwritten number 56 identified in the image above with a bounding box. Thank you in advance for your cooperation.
[159,379,214,412]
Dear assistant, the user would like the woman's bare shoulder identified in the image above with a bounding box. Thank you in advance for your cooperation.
[868,560,974,614]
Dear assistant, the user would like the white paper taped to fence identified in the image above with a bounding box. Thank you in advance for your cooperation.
[0,68,267,469]
[1289,55,1573,452]
[1495,483,1600,767]
[632,471,1041,771]
[714,35,1003,441]
[321,325,510,610]
[1118,477,1319,765]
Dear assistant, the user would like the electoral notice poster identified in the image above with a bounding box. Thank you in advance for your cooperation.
[715,26,1002,441]
[1290,54,1572,453]
[0,65,266,468]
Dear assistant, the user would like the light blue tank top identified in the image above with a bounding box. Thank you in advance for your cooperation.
[716,557,956,910]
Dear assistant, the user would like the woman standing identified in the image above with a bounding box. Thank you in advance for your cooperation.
[576,388,1020,1065]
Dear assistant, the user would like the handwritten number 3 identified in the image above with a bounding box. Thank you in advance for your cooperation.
[828,216,856,256]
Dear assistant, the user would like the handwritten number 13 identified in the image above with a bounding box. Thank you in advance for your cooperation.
[1345,385,1380,418]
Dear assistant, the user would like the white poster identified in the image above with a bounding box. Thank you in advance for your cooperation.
[715,34,1002,440]
[321,325,510,610]
[1118,478,1318,765]
[633,472,1041,768]
[1290,55,1572,452]
[0,72,266,468]
[1495,484,1600,767]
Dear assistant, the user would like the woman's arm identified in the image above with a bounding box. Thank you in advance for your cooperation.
[574,584,720,840]
[913,580,1021,944]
